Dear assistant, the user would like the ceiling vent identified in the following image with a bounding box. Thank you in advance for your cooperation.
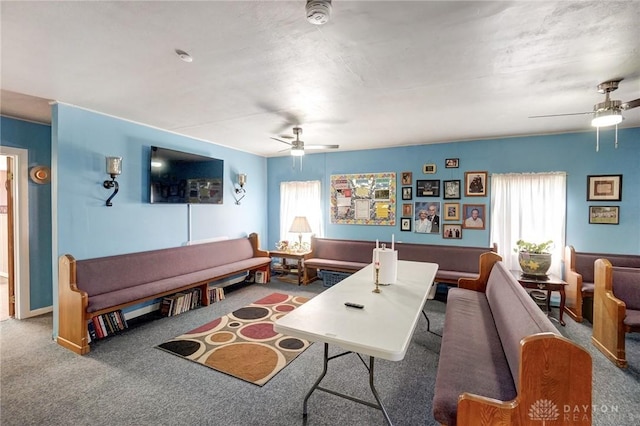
[306,0,332,25]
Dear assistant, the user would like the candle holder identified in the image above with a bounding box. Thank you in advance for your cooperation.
[373,267,381,293]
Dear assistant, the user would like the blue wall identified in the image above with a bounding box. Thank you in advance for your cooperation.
[1,116,53,311]
[267,128,640,254]
[52,104,268,259]
[3,108,639,327]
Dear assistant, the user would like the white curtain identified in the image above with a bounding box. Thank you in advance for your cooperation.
[490,172,566,277]
[280,180,323,242]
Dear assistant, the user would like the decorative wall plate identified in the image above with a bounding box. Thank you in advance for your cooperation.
[29,166,51,184]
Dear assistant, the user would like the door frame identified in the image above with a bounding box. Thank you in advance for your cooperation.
[0,147,30,319]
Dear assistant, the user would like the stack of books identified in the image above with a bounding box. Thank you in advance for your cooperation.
[88,310,128,342]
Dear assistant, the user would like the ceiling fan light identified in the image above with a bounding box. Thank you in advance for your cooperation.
[291,147,305,156]
[591,109,623,127]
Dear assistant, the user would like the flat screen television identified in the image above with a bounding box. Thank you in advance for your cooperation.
[149,146,224,204]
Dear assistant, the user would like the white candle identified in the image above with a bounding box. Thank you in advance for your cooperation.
[391,234,395,250]
[376,239,379,249]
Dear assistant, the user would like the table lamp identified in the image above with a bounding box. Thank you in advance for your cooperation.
[289,216,312,248]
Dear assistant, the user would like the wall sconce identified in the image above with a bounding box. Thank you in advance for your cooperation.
[234,173,247,205]
[103,156,122,206]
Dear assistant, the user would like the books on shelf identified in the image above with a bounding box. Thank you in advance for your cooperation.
[160,287,204,317]
[208,286,225,303]
[87,310,128,342]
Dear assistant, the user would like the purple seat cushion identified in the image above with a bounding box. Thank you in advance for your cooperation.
[485,262,559,388]
[304,258,368,272]
[612,267,640,311]
[76,237,257,297]
[432,288,516,426]
[624,309,640,328]
[575,252,640,284]
[86,258,271,313]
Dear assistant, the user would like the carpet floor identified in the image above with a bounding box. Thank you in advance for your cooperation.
[157,292,311,386]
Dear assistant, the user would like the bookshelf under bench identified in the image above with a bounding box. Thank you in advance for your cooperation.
[57,233,271,355]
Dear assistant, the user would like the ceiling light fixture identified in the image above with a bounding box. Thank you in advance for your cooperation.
[306,0,332,25]
[591,109,623,128]
[291,145,305,156]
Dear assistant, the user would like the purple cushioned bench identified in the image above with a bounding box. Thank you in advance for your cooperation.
[432,252,592,425]
[303,236,497,285]
[58,233,270,355]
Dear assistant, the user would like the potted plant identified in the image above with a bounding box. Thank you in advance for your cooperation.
[514,239,553,277]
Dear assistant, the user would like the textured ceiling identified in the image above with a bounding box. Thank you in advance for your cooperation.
[1,1,639,156]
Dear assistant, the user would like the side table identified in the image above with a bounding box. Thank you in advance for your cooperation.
[269,250,312,286]
[510,270,567,326]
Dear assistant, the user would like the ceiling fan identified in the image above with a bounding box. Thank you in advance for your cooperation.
[271,127,339,156]
[529,79,640,151]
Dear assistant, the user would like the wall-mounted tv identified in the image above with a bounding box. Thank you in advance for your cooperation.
[149,146,224,204]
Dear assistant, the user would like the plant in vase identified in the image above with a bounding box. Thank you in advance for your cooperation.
[514,239,554,277]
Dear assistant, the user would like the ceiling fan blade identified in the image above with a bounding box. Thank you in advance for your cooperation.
[305,144,340,149]
[621,98,640,110]
[270,137,292,146]
[528,112,593,119]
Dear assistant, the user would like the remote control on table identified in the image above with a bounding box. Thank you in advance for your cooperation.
[344,302,364,309]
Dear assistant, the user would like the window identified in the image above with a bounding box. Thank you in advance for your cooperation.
[490,172,566,277]
[280,180,323,242]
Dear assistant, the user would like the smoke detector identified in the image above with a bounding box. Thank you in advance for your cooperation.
[306,0,332,25]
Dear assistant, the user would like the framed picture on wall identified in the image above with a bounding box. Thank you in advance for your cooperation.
[402,186,413,200]
[587,175,622,201]
[445,158,459,168]
[401,217,412,231]
[465,171,487,196]
[462,204,486,229]
[589,206,619,225]
[443,180,461,199]
[444,202,460,221]
[443,224,462,239]
[401,171,412,185]
[402,203,413,216]
[416,179,440,197]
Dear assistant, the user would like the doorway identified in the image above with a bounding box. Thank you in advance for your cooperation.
[0,147,30,320]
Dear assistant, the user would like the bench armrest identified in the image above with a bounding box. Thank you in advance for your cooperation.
[57,254,91,355]
[458,333,592,425]
[457,252,502,292]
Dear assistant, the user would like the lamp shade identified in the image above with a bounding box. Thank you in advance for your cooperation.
[289,216,312,233]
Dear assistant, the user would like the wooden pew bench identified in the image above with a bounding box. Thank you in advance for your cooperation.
[303,236,496,285]
[433,252,592,425]
[58,233,271,355]
[564,246,640,322]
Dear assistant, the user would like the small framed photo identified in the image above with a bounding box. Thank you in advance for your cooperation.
[443,224,462,239]
[400,217,412,232]
[445,158,459,168]
[465,171,488,196]
[589,206,619,225]
[401,171,413,185]
[416,179,440,197]
[462,204,486,229]
[444,202,460,221]
[443,180,461,199]
[402,186,413,200]
[587,175,622,201]
[402,203,413,216]
[423,164,437,174]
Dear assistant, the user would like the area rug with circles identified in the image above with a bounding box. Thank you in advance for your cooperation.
[156,292,311,386]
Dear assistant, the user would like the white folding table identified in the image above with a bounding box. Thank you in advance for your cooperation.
[274,260,438,425]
